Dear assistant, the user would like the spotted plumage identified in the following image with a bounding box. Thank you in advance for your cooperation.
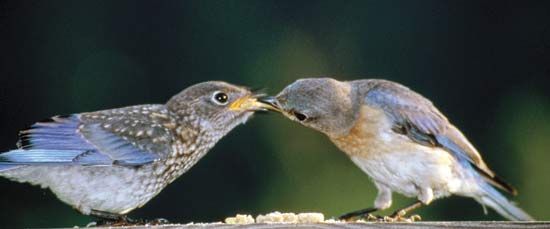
[0,81,271,219]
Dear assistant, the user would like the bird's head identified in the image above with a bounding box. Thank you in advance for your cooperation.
[260,78,360,138]
[167,81,273,133]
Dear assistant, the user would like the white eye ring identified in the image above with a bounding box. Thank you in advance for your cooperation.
[211,91,229,105]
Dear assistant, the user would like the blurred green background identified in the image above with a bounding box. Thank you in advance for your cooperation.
[1,1,549,227]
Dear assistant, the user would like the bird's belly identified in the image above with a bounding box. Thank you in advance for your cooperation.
[1,164,163,214]
[331,105,465,199]
[348,140,463,198]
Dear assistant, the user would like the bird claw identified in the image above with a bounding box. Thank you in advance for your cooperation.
[410,215,422,222]
[87,218,139,227]
[346,213,421,223]
[87,220,134,227]
[146,218,170,225]
[86,217,169,227]
[338,213,376,222]
[380,214,422,222]
[365,214,380,221]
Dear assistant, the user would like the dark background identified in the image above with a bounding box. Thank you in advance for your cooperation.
[1,1,549,227]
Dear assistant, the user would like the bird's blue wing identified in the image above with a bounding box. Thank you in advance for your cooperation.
[362,79,516,194]
[3,105,175,167]
[0,149,101,164]
[17,115,92,151]
[363,80,448,135]
[78,123,161,166]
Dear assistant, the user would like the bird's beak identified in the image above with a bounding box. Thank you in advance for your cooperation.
[256,96,282,112]
[228,94,281,112]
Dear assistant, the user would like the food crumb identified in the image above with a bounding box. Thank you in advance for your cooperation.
[322,218,343,224]
[256,211,299,223]
[225,212,347,224]
[224,214,255,224]
[297,212,325,223]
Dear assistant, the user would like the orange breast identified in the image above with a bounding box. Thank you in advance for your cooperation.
[331,105,398,158]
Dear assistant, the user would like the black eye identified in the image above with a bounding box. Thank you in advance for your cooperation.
[212,92,229,105]
[293,111,308,121]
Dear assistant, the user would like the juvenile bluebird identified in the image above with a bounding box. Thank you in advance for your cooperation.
[0,81,271,223]
[260,77,533,221]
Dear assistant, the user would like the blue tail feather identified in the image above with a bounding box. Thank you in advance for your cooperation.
[478,183,533,221]
[0,149,87,164]
[456,157,533,221]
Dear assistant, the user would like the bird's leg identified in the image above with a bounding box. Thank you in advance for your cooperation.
[338,207,379,221]
[339,183,393,221]
[146,218,170,225]
[87,210,142,227]
[87,210,169,226]
[384,200,423,222]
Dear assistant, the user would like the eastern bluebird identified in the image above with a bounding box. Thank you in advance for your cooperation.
[260,77,533,221]
[0,81,271,223]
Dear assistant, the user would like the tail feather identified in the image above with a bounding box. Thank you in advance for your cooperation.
[477,183,533,221]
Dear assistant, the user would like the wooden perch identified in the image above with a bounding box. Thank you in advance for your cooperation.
[91,221,549,229]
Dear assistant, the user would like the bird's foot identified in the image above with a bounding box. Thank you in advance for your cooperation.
[340,212,421,223]
[87,217,170,227]
[377,210,421,222]
[87,218,138,227]
[361,213,383,222]
[145,218,170,225]
[337,213,380,222]
[338,207,379,221]
[379,214,421,222]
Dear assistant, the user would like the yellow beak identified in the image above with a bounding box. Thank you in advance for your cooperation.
[228,95,279,111]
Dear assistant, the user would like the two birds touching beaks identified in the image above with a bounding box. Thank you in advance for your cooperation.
[0,78,533,224]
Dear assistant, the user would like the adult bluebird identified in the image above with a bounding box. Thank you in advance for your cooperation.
[260,77,532,221]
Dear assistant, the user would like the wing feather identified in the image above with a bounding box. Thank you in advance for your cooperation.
[3,105,175,167]
[360,79,517,195]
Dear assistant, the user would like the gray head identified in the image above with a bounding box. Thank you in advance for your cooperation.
[261,78,360,137]
[167,81,271,133]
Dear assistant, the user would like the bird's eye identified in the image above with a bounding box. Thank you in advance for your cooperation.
[293,111,308,121]
[212,91,229,105]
